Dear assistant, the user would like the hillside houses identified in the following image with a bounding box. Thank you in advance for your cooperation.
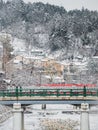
[41,58,64,76]
[0,44,97,86]
[5,54,65,79]
[4,50,91,86]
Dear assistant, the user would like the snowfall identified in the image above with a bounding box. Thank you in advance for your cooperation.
[0,104,98,130]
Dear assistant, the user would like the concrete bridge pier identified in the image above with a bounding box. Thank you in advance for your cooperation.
[80,103,89,130]
[13,103,24,130]
[42,104,46,109]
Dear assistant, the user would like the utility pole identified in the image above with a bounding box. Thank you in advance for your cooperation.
[67,63,71,84]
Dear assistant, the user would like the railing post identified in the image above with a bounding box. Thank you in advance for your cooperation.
[3,90,5,97]
[16,87,18,101]
[83,86,86,97]
[20,87,22,96]
[7,89,9,97]
[57,89,59,97]
[30,89,31,97]
[97,89,98,97]
[70,89,72,96]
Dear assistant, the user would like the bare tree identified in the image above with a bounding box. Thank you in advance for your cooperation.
[0,34,13,71]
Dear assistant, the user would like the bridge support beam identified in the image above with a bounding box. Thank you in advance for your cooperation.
[42,104,46,109]
[80,103,89,130]
[13,103,24,130]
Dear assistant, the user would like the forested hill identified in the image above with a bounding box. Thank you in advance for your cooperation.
[0,0,98,59]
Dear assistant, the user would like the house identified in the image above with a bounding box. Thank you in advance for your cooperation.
[5,55,24,77]
[31,49,46,58]
[41,58,64,76]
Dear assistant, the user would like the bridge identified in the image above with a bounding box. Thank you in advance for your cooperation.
[0,86,98,105]
[0,86,97,130]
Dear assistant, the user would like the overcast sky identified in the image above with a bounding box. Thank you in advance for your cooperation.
[23,0,98,11]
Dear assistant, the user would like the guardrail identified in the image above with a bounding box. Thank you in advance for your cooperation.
[0,86,98,98]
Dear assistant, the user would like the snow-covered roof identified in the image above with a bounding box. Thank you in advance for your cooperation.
[0,45,3,48]
[92,56,98,59]
[0,71,5,74]
[3,79,11,84]
[31,49,43,52]
[13,60,20,64]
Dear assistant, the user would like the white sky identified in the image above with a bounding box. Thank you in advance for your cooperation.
[23,0,98,11]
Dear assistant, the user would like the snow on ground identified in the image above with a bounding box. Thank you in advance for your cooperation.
[0,104,98,130]
[90,114,98,130]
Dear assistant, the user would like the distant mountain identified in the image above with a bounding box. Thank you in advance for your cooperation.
[0,0,98,60]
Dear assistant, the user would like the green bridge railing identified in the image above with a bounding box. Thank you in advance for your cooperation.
[0,87,98,98]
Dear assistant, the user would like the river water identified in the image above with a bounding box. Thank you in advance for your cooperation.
[0,104,98,130]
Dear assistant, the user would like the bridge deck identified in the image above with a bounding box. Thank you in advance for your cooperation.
[0,96,98,101]
[0,96,98,105]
